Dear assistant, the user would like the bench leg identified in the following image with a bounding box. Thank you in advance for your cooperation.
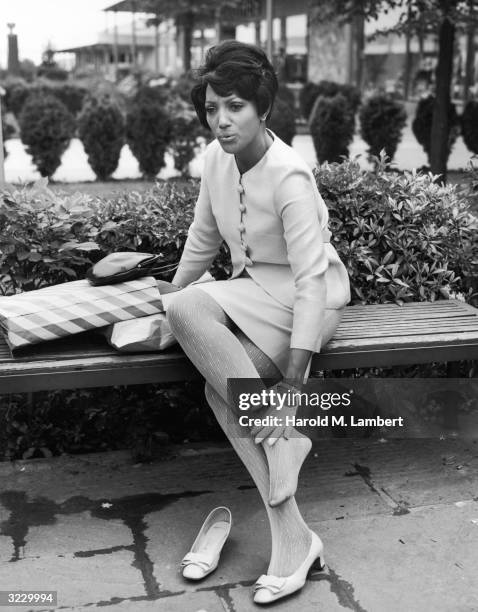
[444,361,460,430]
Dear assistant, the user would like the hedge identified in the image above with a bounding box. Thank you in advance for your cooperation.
[314,152,476,305]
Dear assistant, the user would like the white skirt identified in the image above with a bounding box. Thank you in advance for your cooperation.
[194,272,342,380]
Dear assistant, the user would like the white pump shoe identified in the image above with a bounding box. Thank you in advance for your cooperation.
[253,531,325,604]
[180,507,232,580]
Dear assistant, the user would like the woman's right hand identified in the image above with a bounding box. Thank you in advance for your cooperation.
[250,381,302,446]
[156,280,182,294]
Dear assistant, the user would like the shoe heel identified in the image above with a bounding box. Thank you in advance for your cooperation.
[310,554,326,572]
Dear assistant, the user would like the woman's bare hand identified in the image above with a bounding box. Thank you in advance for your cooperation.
[156,280,182,294]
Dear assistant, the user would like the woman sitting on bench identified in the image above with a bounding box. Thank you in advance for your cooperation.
[166,40,350,605]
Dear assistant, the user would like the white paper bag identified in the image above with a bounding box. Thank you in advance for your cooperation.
[104,312,176,352]
[103,272,215,352]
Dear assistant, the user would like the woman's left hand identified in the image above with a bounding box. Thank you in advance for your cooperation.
[250,381,302,446]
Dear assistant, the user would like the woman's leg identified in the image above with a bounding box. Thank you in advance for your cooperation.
[204,329,315,577]
[167,288,313,575]
[205,383,313,577]
[166,286,271,403]
[262,308,345,506]
[205,311,344,576]
[167,287,310,506]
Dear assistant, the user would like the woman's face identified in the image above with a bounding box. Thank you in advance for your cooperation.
[204,84,263,155]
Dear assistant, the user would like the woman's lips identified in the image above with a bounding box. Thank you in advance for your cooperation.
[218,135,236,143]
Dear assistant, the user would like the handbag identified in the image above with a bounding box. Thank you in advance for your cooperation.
[86,252,178,286]
[0,277,163,350]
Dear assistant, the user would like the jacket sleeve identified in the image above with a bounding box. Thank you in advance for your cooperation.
[274,168,329,352]
[172,170,224,288]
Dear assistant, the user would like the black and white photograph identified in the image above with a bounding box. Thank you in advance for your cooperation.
[0,1,477,610]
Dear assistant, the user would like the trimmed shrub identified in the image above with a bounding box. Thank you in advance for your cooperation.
[314,152,477,305]
[171,71,197,103]
[411,95,460,164]
[300,80,361,120]
[276,84,296,111]
[309,93,355,163]
[267,97,297,145]
[126,87,172,179]
[19,94,76,178]
[359,94,407,162]
[169,112,210,176]
[53,83,89,116]
[3,78,33,116]
[461,99,478,155]
[300,82,321,120]
[78,95,125,180]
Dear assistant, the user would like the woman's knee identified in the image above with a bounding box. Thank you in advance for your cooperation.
[167,286,230,331]
[165,287,203,330]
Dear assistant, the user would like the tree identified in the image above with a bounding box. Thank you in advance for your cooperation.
[310,0,478,181]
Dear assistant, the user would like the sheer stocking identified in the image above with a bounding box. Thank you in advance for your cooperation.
[167,287,317,575]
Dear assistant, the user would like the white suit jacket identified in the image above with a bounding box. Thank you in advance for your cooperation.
[172,132,351,352]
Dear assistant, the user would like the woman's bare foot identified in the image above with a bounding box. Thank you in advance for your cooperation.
[263,431,312,507]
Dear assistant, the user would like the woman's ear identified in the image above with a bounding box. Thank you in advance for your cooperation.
[261,107,270,122]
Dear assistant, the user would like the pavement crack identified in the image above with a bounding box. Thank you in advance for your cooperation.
[0,490,58,561]
[310,566,368,612]
[350,463,409,513]
[214,585,237,611]
[74,544,135,557]
[90,490,209,599]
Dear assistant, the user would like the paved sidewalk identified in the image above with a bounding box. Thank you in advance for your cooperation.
[0,438,477,612]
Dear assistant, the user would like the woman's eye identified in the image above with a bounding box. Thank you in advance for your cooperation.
[231,104,243,111]
[205,107,215,114]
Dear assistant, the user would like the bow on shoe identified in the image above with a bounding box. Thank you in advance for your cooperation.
[180,552,214,572]
[253,574,287,594]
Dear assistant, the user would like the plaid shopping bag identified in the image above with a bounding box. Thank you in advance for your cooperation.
[0,277,163,350]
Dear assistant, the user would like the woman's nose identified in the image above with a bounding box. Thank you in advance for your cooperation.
[217,108,231,128]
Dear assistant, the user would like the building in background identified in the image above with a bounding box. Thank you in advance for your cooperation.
[51,1,475,99]
[55,18,177,80]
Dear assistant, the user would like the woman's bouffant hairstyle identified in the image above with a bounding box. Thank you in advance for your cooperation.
[191,40,278,130]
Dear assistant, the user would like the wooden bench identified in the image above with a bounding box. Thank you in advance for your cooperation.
[1,300,477,395]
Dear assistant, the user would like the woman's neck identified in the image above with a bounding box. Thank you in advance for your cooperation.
[235,128,273,175]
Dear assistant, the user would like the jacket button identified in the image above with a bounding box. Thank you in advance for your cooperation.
[239,203,246,212]
[238,223,245,232]
[237,184,244,194]
[245,257,253,267]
